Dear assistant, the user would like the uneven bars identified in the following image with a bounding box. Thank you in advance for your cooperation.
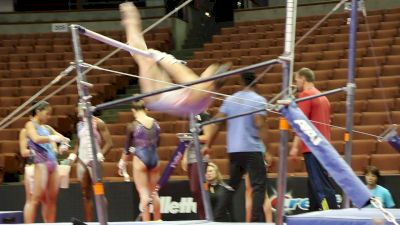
[296,87,345,103]
[199,87,346,127]
[94,59,280,111]
[74,25,152,58]
[200,108,267,127]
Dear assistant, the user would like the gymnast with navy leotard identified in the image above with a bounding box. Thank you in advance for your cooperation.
[118,99,161,221]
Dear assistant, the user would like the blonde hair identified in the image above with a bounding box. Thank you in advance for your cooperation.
[131,99,146,111]
[207,162,225,184]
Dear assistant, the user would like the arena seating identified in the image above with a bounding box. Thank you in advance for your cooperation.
[0,28,171,182]
[1,6,399,183]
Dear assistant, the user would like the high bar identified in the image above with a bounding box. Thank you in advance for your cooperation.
[71,24,153,58]
[94,59,280,111]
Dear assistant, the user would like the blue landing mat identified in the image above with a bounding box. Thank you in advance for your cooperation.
[287,208,400,225]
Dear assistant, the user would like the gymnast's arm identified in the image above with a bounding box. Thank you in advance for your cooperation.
[47,125,68,140]
[120,123,135,162]
[19,128,30,158]
[253,114,266,142]
[254,113,272,165]
[96,118,113,157]
[25,121,53,144]
[290,136,301,156]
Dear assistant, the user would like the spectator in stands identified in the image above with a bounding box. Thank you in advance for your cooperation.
[67,104,113,222]
[118,100,161,221]
[24,101,70,223]
[364,166,395,208]
[289,68,339,211]
[244,152,273,222]
[203,71,268,222]
[205,162,231,221]
[120,2,230,116]
[181,111,212,220]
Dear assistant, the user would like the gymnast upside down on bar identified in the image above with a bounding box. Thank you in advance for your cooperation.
[120,2,230,115]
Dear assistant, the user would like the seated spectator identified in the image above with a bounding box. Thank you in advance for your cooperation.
[205,162,232,221]
[364,166,395,208]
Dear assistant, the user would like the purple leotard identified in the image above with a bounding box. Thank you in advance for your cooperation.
[28,122,57,173]
[125,120,160,169]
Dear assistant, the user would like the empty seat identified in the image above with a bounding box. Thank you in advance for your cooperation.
[331,141,344,155]
[0,141,23,174]
[354,89,372,100]
[366,99,394,112]
[376,141,399,154]
[331,113,361,127]
[362,56,386,67]
[392,111,400,124]
[159,133,179,147]
[382,65,400,76]
[333,100,366,113]
[372,87,399,99]
[355,77,376,89]
[105,148,123,162]
[287,156,306,175]
[353,125,383,140]
[360,112,390,125]
[357,66,380,78]
[111,135,126,148]
[349,155,370,175]
[352,139,376,155]
[101,162,120,180]
[370,154,400,174]
[157,146,175,161]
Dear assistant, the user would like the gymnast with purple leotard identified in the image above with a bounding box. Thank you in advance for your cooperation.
[23,101,70,223]
[118,100,161,221]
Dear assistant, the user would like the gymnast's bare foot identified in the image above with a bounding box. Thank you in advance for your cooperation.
[120,2,142,29]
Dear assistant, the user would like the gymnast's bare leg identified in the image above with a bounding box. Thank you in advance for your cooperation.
[120,2,225,106]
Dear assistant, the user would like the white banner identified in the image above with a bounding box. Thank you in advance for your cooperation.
[51,23,69,32]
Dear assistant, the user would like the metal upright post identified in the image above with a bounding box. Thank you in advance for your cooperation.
[343,0,358,208]
[276,1,297,224]
[189,114,214,221]
[70,25,108,225]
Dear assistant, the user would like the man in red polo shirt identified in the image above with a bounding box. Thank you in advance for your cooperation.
[290,67,339,211]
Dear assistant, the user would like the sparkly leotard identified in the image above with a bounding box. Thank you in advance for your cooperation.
[28,122,57,173]
[125,120,160,169]
[77,119,102,165]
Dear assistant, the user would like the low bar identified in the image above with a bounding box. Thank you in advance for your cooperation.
[200,108,266,127]
[199,87,345,127]
[73,25,152,58]
[295,87,345,103]
[94,59,280,111]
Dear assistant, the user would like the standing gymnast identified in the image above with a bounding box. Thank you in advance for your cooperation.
[67,105,113,221]
[118,100,161,221]
[19,128,47,223]
[23,101,70,223]
[119,2,230,115]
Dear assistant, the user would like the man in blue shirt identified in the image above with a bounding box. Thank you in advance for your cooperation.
[203,72,267,222]
[364,166,395,208]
